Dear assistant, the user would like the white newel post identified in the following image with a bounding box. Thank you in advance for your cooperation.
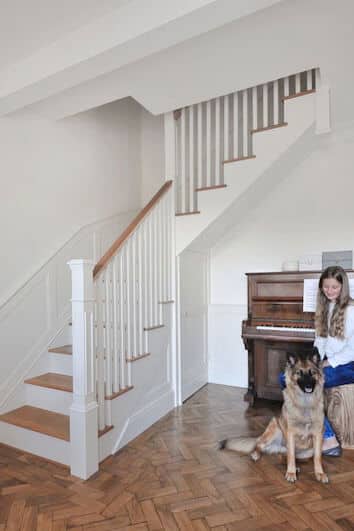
[68,259,98,480]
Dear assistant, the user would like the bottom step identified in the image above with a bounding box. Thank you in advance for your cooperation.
[0,406,69,440]
[0,406,113,468]
[0,406,114,441]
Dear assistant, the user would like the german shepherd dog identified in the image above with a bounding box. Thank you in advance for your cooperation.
[220,349,328,483]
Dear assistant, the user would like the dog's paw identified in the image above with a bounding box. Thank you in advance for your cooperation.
[250,450,260,461]
[315,472,329,483]
[285,471,297,483]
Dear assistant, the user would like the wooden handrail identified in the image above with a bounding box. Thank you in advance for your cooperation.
[93,180,173,278]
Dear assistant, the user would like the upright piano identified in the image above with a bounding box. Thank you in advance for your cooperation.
[242,270,354,404]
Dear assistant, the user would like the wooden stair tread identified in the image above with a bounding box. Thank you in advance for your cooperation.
[144,324,164,331]
[0,406,113,441]
[0,406,70,441]
[223,154,256,164]
[251,122,288,134]
[25,373,73,392]
[196,184,227,192]
[48,345,72,355]
[126,353,151,362]
[106,386,134,400]
[175,210,200,216]
[282,88,315,101]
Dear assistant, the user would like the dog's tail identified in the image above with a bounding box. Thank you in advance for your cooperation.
[219,436,257,454]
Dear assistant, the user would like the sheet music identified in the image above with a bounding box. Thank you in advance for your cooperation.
[303,278,354,312]
[303,279,319,312]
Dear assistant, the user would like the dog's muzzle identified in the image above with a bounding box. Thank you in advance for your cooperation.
[298,374,317,394]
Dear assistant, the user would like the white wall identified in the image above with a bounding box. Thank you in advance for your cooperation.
[140,108,165,205]
[0,97,142,306]
[209,124,354,387]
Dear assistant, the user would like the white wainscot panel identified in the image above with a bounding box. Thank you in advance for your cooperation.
[0,275,48,386]
[208,304,248,388]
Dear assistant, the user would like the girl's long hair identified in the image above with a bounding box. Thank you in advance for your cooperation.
[315,266,351,339]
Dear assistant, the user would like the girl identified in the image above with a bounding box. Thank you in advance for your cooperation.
[280,266,354,455]
[314,266,354,455]
[314,265,354,385]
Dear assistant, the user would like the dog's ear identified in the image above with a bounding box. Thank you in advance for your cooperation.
[286,352,298,367]
[311,347,321,366]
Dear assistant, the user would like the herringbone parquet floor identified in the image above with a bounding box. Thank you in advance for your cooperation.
[1,384,354,530]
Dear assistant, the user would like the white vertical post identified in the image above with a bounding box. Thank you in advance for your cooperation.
[96,275,105,430]
[273,80,279,125]
[263,83,268,129]
[233,92,238,158]
[215,97,221,185]
[295,72,301,94]
[148,216,153,326]
[197,103,203,188]
[112,257,119,393]
[180,109,186,213]
[307,69,312,91]
[131,233,137,358]
[189,106,195,203]
[242,90,247,157]
[153,208,159,324]
[125,240,132,360]
[206,100,211,188]
[119,252,125,388]
[67,259,98,480]
[284,76,289,98]
[157,202,163,323]
[137,227,144,355]
[252,87,257,130]
[223,96,229,161]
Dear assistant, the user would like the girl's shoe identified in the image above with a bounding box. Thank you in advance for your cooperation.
[322,445,341,457]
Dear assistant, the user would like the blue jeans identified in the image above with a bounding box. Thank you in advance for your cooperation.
[279,361,354,441]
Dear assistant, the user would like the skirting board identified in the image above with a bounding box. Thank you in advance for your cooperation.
[112,388,175,454]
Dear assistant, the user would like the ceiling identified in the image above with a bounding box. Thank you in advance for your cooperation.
[0,0,130,70]
[0,0,286,118]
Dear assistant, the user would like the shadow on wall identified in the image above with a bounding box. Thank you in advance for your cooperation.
[192,124,321,251]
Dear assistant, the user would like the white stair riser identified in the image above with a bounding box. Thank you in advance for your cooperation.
[49,353,73,376]
[0,421,70,466]
[26,384,72,415]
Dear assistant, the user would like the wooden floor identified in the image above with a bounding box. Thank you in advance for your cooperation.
[1,384,354,530]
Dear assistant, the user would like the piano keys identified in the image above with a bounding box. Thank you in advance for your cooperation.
[242,270,354,404]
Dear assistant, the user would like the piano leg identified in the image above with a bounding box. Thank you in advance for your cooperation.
[244,385,256,406]
[244,343,257,406]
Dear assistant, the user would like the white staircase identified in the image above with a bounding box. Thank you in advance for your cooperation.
[0,183,176,479]
[176,93,316,253]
